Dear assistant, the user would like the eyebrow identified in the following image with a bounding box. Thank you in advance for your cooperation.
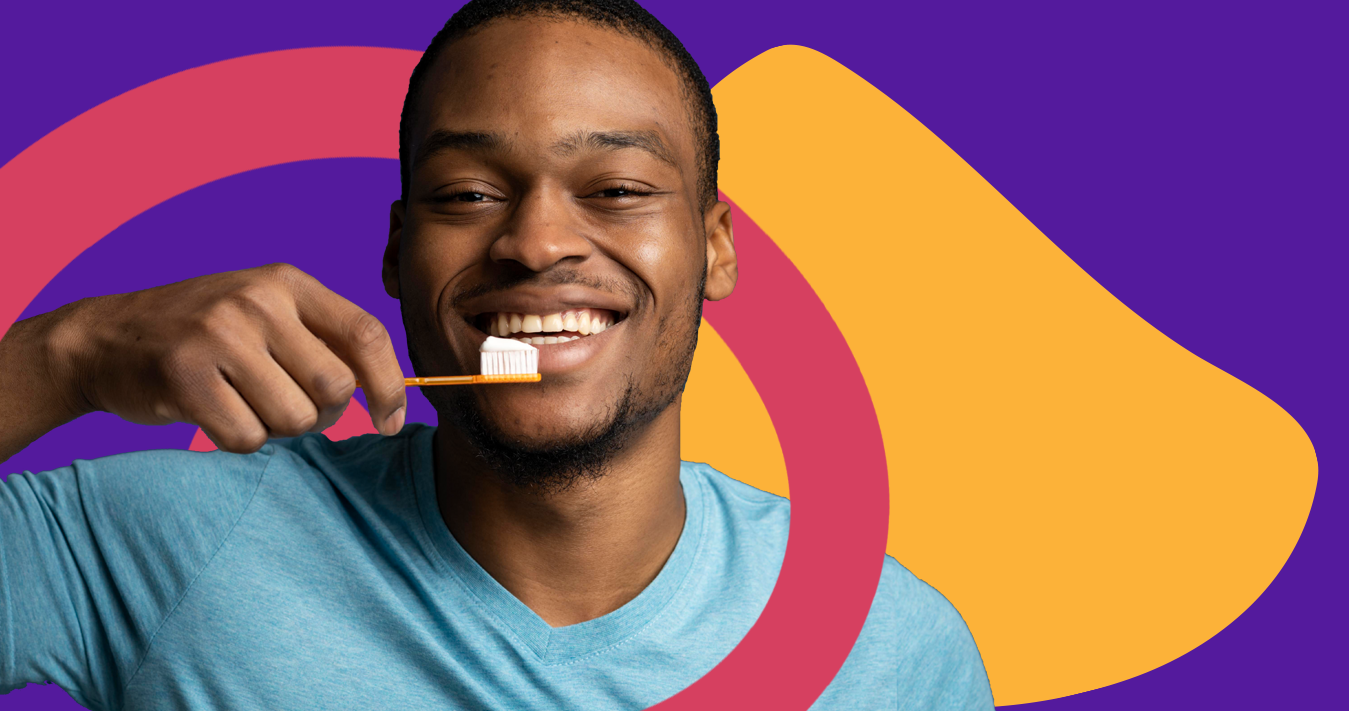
[413,128,678,170]
[413,130,511,170]
[552,130,678,167]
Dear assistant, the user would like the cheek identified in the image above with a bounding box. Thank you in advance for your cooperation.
[632,235,666,268]
[402,229,484,317]
[403,231,463,288]
[624,227,702,309]
[399,232,483,370]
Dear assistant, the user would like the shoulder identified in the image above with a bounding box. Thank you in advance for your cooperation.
[873,557,994,709]
[683,460,788,513]
[878,557,966,637]
[679,462,792,585]
[819,558,993,709]
[1,444,277,616]
[35,447,272,553]
[17,421,419,542]
[262,423,426,501]
[62,445,272,531]
[268,424,419,471]
[682,461,791,535]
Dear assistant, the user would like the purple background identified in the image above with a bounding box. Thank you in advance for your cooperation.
[2,1,1343,708]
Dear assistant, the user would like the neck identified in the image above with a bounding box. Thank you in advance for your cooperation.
[432,404,686,628]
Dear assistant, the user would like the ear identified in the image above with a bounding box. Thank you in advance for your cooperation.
[702,200,737,301]
[383,200,405,299]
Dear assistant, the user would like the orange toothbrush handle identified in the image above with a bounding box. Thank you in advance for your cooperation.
[355,374,541,387]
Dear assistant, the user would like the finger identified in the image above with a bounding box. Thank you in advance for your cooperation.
[183,369,271,454]
[266,319,357,434]
[220,348,321,439]
[286,272,406,436]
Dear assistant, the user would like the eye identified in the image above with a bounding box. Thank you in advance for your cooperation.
[443,191,488,203]
[429,183,503,205]
[587,184,654,200]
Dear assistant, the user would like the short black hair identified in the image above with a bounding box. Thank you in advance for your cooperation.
[398,0,720,209]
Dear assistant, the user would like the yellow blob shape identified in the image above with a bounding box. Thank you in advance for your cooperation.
[680,319,789,499]
[710,46,1317,704]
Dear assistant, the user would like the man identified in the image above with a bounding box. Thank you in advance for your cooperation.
[0,0,994,708]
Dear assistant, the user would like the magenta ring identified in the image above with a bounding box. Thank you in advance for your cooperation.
[0,47,890,709]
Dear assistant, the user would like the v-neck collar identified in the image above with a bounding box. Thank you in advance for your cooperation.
[408,424,707,664]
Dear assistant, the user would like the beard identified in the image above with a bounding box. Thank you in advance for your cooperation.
[403,266,706,494]
[439,376,647,493]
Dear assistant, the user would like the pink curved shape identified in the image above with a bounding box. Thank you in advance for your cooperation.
[0,48,890,709]
[656,197,889,708]
[0,47,419,336]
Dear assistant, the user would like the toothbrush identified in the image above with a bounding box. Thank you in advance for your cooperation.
[356,337,541,387]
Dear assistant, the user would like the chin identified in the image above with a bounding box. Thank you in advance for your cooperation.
[438,371,632,441]
[480,403,616,450]
[432,376,647,492]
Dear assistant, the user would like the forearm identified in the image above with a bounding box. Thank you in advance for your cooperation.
[0,302,95,464]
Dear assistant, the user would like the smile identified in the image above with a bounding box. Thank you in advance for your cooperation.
[477,308,621,345]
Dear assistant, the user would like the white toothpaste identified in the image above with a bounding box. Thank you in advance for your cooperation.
[480,336,537,352]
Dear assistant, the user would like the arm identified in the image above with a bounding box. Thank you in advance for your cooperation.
[0,263,409,465]
[892,563,995,710]
[1,264,408,703]
[0,302,93,463]
[1,448,268,707]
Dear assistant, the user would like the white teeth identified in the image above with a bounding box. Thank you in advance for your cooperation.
[543,336,558,345]
[488,310,615,337]
[529,337,546,345]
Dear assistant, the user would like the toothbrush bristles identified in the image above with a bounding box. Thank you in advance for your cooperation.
[480,349,539,377]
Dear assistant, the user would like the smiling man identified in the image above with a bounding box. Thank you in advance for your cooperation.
[0,1,993,709]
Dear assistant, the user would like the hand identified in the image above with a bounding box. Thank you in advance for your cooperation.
[58,263,407,453]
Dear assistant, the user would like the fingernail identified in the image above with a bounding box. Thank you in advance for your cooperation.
[385,406,405,436]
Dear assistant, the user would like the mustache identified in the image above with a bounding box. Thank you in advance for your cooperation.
[450,268,645,310]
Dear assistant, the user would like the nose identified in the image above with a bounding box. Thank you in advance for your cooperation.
[489,189,593,272]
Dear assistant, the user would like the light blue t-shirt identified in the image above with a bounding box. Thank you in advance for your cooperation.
[1,423,993,710]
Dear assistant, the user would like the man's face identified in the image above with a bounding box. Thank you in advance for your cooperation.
[386,17,732,472]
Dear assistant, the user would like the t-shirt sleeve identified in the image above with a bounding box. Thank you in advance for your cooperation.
[890,559,995,710]
[1,447,269,710]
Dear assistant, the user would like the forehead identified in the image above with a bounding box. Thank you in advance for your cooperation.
[412,17,692,164]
